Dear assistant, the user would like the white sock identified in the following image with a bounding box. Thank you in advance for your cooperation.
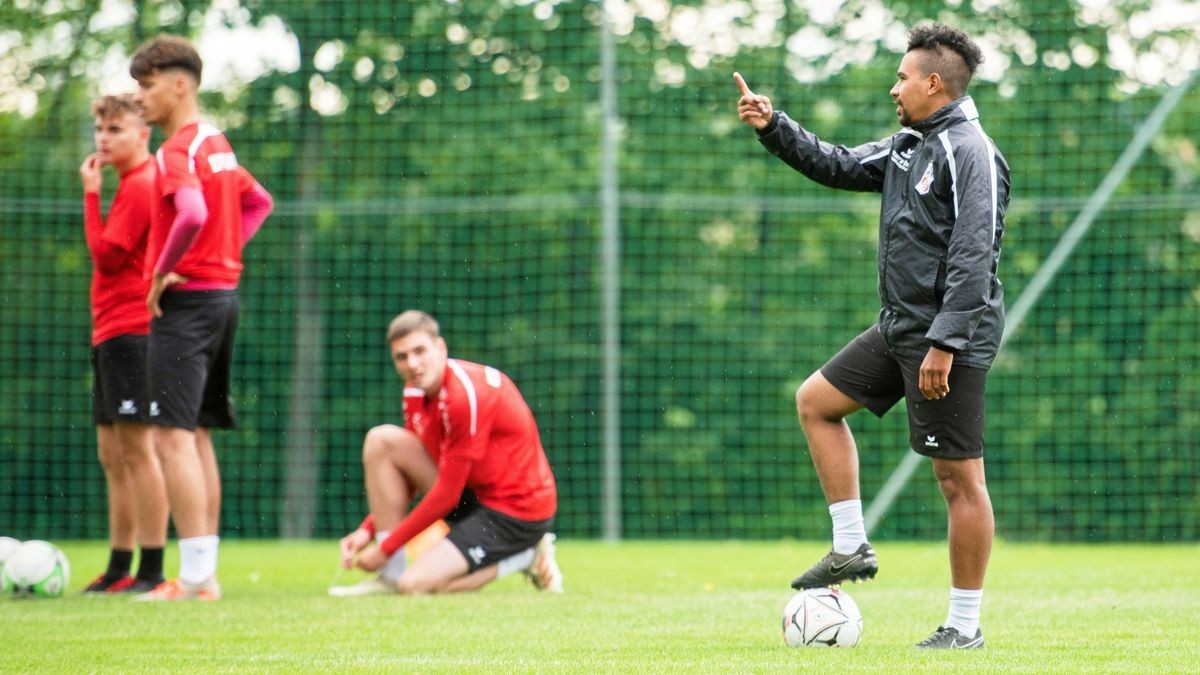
[178,535,219,585]
[944,587,983,636]
[495,547,535,579]
[375,532,407,583]
[829,499,868,555]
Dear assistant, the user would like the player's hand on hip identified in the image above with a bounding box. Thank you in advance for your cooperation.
[339,528,372,570]
[734,72,773,130]
[355,545,386,573]
[146,272,188,318]
[919,346,954,400]
[79,153,102,193]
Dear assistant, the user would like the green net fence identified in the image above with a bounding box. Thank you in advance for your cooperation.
[2,0,1198,543]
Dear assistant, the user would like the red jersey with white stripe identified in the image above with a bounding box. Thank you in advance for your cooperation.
[86,159,153,345]
[149,121,256,285]
[404,358,557,521]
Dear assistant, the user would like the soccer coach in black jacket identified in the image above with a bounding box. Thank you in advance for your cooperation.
[736,23,1009,649]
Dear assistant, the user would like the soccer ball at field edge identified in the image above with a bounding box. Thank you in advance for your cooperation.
[0,536,20,565]
[782,586,863,648]
[1,540,70,598]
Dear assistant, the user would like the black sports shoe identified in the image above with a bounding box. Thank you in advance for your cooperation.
[790,542,878,589]
[915,626,985,649]
[124,577,164,594]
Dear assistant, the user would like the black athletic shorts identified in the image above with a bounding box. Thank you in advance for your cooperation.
[147,289,239,431]
[444,490,554,572]
[91,334,151,425]
[820,326,989,459]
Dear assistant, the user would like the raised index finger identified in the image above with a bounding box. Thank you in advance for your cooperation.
[733,72,752,97]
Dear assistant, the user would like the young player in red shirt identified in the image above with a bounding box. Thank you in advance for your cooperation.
[79,94,169,594]
[330,311,563,596]
[129,35,274,601]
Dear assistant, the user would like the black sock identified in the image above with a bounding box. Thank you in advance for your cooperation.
[136,547,165,583]
[106,549,134,579]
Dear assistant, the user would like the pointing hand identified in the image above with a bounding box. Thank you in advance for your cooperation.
[734,72,773,130]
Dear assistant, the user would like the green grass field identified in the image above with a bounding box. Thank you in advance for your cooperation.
[3,540,1198,672]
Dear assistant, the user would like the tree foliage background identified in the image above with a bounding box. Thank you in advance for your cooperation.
[1,0,1198,541]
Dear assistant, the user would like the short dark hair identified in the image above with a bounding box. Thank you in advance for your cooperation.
[129,35,202,83]
[906,23,983,98]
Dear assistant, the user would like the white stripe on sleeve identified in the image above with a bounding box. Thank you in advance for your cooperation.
[938,131,960,218]
[446,359,478,436]
[969,120,1000,245]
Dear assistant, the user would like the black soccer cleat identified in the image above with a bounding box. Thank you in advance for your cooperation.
[124,577,164,593]
[914,626,985,649]
[790,542,878,589]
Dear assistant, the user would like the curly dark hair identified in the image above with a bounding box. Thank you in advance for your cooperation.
[906,23,983,98]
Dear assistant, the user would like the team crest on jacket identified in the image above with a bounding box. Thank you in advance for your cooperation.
[915,163,934,195]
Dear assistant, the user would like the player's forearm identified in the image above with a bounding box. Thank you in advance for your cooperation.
[758,112,881,192]
[379,505,442,557]
[240,183,273,245]
[154,187,208,275]
[378,461,471,557]
[83,192,130,274]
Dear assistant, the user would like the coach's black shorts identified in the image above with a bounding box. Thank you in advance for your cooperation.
[91,334,150,425]
[444,491,554,572]
[148,289,239,431]
[820,326,989,459]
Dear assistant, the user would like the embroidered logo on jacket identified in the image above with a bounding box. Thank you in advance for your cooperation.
[890,146,916,171]
[915,163,934,195]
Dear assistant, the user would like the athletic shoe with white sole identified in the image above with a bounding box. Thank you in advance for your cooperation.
[790,542,878,589]
[135,578,221,601]
[526,533,563,593]
[915,626,985,649]
[327,576,399,597]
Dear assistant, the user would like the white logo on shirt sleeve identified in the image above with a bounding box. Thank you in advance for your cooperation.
[484,366,502,388]
[207,152,239,174]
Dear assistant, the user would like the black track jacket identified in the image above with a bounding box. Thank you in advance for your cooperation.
[757,96,1010,369]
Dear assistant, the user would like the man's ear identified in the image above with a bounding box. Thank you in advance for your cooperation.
[927,71,944,96]
[172,71,193,96]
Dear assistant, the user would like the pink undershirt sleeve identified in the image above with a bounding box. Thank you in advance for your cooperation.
[154,186,208,276]
[240,183,273,245]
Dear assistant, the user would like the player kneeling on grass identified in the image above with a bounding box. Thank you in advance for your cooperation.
[330,310,562,596]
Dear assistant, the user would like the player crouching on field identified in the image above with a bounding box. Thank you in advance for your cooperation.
[330,310,563,596]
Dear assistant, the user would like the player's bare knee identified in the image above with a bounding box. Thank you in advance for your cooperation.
[362,424,403,463]
[114,427,153,463]
[796,375,836,427]
[96,443,123,476]
[395,575,433,596]
[934,472,986,508]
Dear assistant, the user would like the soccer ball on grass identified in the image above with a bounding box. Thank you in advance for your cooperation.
[0,536,20,565]
[1,540,70,598]
[782,586,863,648]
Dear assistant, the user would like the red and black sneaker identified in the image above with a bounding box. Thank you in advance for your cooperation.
[83,574,135,594]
